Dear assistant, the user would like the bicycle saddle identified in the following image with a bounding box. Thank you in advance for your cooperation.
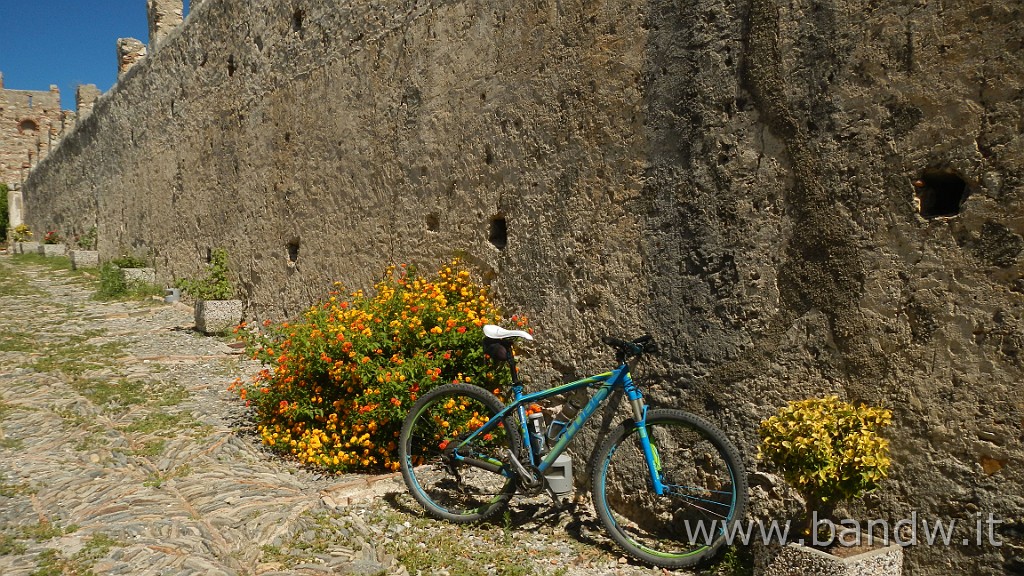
[483,324,534,341]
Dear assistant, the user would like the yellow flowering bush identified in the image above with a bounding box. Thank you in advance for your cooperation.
[233,260,526,473]
[759,396,892,530]
[12,224,32,242]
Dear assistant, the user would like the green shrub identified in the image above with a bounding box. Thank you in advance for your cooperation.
[75,226,98,250]
[233,259,526,472]
[111,254,149,268]
[759,395,892,534]
[95,263,161,301]
[176,248,235,300]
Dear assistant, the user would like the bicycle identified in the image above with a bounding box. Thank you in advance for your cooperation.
[398,324,748,569]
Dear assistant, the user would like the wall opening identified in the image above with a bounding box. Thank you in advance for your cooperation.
[915,168,969,218]
[488,215,507,249]
[292,8,305,32]
[425,213,439,232]
[18,119,38,134]
[227,55,237,77]
[287,239,300,265]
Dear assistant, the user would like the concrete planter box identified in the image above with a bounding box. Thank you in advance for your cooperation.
[759,541,903,576]
[194,299,243,335]
[69,250,100,269]
[38,244,67,257]
[118,267,156,286]
[15,241,39,254]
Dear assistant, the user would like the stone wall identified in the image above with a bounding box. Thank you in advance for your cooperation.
[21,0,1024,573]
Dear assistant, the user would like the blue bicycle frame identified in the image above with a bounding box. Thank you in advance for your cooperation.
[451,362,668,495]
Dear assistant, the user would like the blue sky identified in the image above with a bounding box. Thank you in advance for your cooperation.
[0,1,190,110]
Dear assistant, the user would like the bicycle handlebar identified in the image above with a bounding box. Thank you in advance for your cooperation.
[602,335,658,358]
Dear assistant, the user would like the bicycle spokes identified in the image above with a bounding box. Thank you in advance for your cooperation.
[592,410,746,568]
[400,385,522,522]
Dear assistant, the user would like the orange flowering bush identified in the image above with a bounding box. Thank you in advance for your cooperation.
[232,260,527,472]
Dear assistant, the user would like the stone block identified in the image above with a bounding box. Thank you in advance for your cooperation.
[194,299,243,335]
[38,244,67,257]
[16,242,39,254]
[118,267,156,286]
[70,250,100,269]
[758,542,903,576]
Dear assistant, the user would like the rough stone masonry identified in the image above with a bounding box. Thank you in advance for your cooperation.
[19,0,1024,574]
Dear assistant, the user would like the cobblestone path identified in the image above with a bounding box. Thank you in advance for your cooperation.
[0,254,692,576]
[0,256,403,575]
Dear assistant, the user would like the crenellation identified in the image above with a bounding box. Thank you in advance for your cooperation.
[117,38,148,78]
[75,85,102,121]
[147,0,184,52]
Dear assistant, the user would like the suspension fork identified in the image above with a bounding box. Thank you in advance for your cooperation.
[625,380,666,495]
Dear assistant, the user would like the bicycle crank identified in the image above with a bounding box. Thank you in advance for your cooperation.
[506,449,545,494]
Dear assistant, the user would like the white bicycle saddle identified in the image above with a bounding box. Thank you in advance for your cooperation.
[483,324,534,341]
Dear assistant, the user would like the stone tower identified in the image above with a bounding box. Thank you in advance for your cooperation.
[147,0,183,52]
[0,72,68,187]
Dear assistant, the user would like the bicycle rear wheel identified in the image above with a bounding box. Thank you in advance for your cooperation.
[591,409,747,568]
[399,384,523,523]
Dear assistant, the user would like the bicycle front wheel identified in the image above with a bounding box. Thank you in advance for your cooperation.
[591,409,747,569]
[399,384,523,523]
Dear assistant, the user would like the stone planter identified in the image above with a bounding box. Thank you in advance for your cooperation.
[759,541,903,576]
[194,299,243,335]
[118,267,156,286]
[69,250,100,270]
[15,241,39,254]
[38,244,67,257]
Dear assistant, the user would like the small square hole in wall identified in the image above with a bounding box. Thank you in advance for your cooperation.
[286,238,300,267]
[425,213,440,232]
[914,168,969,218]
[488,215,507,250]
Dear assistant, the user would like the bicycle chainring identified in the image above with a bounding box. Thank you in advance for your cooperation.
[517,464,545,495]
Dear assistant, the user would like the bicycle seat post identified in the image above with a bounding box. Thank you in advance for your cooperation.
[506,345,523,390]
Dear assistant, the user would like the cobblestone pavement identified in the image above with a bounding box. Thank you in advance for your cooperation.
[0,254,703,576]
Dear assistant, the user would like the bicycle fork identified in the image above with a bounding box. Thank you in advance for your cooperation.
[629,396,667,496]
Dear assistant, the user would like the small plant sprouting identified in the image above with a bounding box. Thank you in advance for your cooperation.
[176,248,236,300]
[75,226,98,250]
